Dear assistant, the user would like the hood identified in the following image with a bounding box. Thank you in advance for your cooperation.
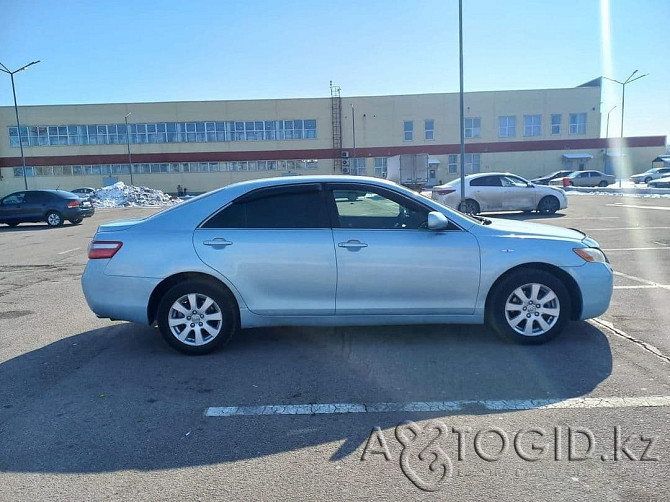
[481,218,586,242]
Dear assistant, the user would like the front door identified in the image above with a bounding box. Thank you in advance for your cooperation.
[326,183,480,315]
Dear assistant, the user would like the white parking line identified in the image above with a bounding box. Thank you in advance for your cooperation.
[582,227,670,231]
[614,285,668,289]
[604,247,670,251]
[57,247,81,255]
[613,271,670,291]
[607,204,670,211]
[205,396,670,417]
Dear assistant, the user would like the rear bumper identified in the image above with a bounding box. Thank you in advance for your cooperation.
[64,206,95,219]
[81,260,159,324]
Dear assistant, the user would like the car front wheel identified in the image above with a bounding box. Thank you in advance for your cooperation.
[488,269,570,344]
[46,211,63,227]
[156,280,238,354]
[598,181,608,187]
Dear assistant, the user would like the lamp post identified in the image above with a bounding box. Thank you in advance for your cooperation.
[458,0,466,204]
[604,105,616,172]
[603,71,648,186]
[0,60,40,190]
[124,112,134,186]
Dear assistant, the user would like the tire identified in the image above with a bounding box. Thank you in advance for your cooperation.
[458,199,480,215]
[598,181,608,187]
[70,218,83,225]
[7,222,19,227]
[644,177,652,184]
[156,280,238,355]
[46,211,63,227]
[487,269,570,344]
[537,196,560,215]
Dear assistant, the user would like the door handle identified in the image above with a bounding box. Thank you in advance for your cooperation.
[203,238,233,247]
[338,240,368,249]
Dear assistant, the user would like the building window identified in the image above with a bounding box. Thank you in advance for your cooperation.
[354,157,367,176]
[11,160,318,176]
[448,155,458,174]
[524,115,542,137]
[498,116,516,137]
[424,120,434,140]
[569,113,587,135]
[8,119,318,148]
[465,118,481,138]
[374,157,387,178]
[465,154,481,173]
[446,154,480,174]
[551,114,561,135]
[403,121,413,141]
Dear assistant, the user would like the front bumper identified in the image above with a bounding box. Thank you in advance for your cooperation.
[563,262,614,320]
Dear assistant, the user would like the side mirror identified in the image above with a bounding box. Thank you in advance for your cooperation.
[427,211,450,230]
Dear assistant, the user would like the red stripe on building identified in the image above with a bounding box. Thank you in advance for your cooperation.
[0,136,666,168]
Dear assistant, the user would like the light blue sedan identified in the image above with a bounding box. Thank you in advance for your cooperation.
[81,176,613,354]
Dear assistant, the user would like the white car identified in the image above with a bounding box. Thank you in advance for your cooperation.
[646,174,670,189]
[630,167,670,184]
[431,173,568,215]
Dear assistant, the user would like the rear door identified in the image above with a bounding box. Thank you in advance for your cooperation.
[23,191,48,221]
[326,183,480,315]
[194,183,337,316]
[469,175,504,211]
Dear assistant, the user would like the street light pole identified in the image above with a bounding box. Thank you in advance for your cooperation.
[0,60,40,190]
[603,71,648,186]
[124,112,134,186]
[458,0,466,204]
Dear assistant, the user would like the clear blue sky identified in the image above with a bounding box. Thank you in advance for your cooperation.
[1,0,668,140]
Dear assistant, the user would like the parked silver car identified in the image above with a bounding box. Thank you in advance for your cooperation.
[646,174,670,188]
[82,176,612,354]
[629,167,670,184]
[431,172,567,215]
[549,170,615,187]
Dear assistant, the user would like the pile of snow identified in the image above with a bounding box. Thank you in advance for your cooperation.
[93,182,182,208]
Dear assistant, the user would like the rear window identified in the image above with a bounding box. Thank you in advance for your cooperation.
[203,185,328,229]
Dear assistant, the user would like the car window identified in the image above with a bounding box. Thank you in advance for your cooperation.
[470,175,501,187]
[2,193,25,205]
[202,184,328,229]
[329,186,429,230]
[24,192,46,203]
[501,175,528,187]
[332,188,429,230]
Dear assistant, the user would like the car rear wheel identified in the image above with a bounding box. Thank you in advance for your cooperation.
[488,269,569,344]
[157,280,238,355]
[458,199,480,215]
[598,181,608,187]
[537,196,560,214]
[46,211,63,227]
[70,218,83,225]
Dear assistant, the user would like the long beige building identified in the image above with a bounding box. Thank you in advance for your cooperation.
[0,78,666,196]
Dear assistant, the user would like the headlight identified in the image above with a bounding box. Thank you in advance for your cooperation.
[574,247,608,264]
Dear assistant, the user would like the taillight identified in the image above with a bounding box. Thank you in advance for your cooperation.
[88,241,123,259]
[434,189,456,196]
[67,200,80,208]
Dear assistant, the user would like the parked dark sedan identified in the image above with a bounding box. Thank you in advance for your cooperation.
[530,170,574,185]
[0,189,95,227]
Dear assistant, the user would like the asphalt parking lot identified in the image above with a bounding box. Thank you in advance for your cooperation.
[1,195,669,501]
